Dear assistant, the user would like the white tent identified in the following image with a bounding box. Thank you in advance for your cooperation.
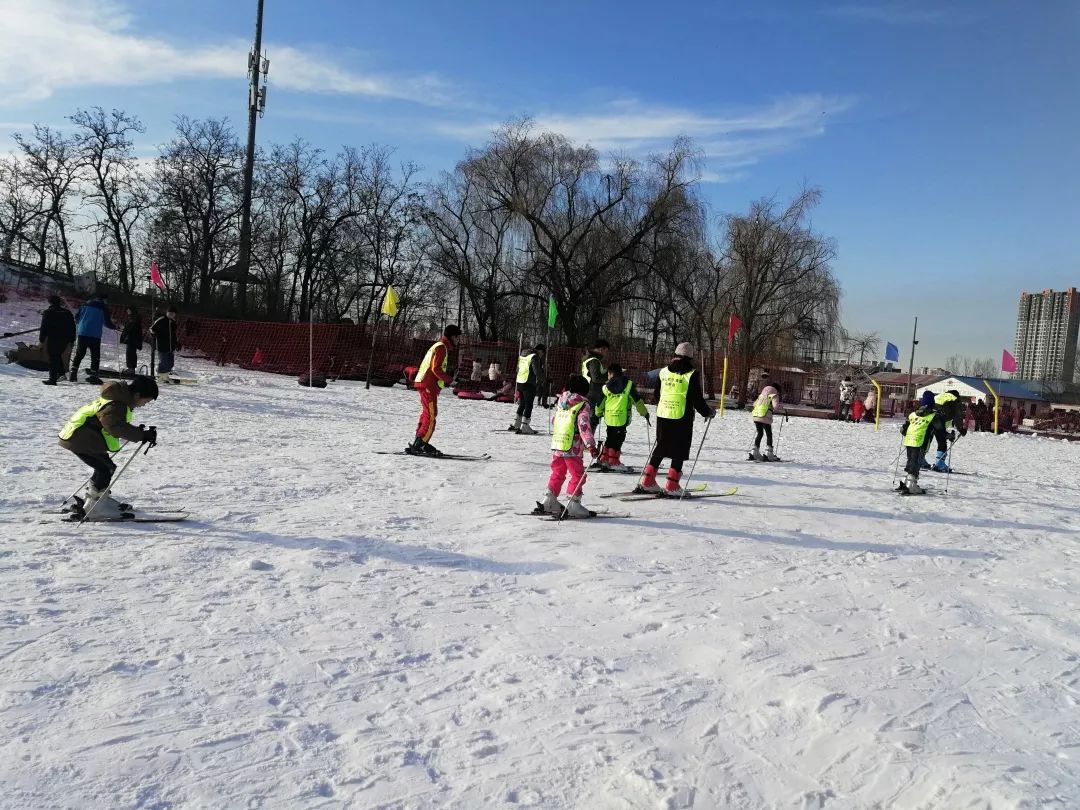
[915,377,989,403]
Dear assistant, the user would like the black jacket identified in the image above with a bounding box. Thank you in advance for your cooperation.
[650,357,712,459]
[151,316,179,353]
[120,315,144,349]
[39,304,76,347]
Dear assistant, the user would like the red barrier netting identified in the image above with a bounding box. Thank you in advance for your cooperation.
[103,304,805,402]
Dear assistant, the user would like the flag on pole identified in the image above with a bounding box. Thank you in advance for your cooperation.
[1001,349,1017,373]
[381,285,399,317]
[885,341,900,362]
[149,261,166,291]
[727,313,742,343]
[547,296,558,329]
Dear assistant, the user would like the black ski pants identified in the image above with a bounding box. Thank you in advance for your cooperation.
[604,425,627,452]
[648,447,684,472]
[75,452,116,490]
[125,344,138,371]
[46,340,68,384]
[516,383,536,419]
[904,446,925,476]
[71,336,101,374]
[754,422,773,448]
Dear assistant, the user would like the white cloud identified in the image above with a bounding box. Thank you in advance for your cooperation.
[0,0,452,106]
[437,95,855,181]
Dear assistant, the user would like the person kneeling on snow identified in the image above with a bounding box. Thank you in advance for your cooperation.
[640,343,714,495]
[58,376,159,520]
[539,374,599,517]
[593,363,649,472]
[899,391,938,494]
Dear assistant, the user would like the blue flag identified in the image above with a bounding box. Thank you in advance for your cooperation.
[885,342,900,362]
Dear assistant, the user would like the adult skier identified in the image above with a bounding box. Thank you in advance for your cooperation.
[638,343,714,495]
[593,363,649,472]
[581,339,610,430]
[69,293,115,382]
[898,391,937,494]
[926,389,967,472]
[838,376,857,421]
[119,305,144,375]
[510,343,545,434]
[538,374,599,517]
[39,294,76,386]
[58,376,159,520]
[750,372,786,460]
[407,324,462,456]
[150,306,180,382]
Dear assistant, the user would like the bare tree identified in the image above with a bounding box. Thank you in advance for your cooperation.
[846,331,881,367]
[13,125,81,275]
[0,154,45,263]
[70,107,147,291]
[722,188,840,406]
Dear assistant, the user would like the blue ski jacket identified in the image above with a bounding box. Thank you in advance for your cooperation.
[75,299,116,338]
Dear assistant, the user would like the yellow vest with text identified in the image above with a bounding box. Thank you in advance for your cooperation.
[934,391,957,427]
[752,389,775,418]
[551,401,586,452]
[516,354,535,385]
[657,369,693,420]
[600,384,633,427]
[904,410,936,448]
[415,341,447,388]
[581,355,605,384]
[58,396,132,452]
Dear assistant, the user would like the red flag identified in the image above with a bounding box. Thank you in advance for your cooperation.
[149,261,166,292]
[727,313,742,343]
[1001,349,1017,373]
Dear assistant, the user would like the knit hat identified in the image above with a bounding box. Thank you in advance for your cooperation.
[674,342,694,359]
[920,390,935,407]
[567,374,589,397]
[443,324,462,339]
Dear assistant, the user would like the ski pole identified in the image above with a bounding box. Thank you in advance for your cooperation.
[557,457,591,523]
[890,440,904,487]
[944,434,960,494]
[774,413,789,457]
[680,416,714,501]
[2,327,38,338]
[79,441,147,524]
[61,441,131,507]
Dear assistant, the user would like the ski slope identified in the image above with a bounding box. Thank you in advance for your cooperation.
[2,320,1079,807]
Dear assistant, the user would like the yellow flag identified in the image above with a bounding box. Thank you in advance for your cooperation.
[381,285,399,317]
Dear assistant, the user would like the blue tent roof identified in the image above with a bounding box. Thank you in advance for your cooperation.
[946,376,1047,401]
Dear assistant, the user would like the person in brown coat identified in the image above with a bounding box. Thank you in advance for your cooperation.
[58,376,159,520]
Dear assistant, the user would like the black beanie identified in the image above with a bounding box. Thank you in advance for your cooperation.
[567,374,589,397]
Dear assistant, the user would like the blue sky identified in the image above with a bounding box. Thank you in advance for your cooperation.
[2,0,1078,367]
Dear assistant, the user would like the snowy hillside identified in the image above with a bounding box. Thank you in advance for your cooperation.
[1,307,1079,808]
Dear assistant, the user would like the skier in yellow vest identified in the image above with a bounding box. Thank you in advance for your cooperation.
[593,363,649,472]
[638,343,714,495]
[58,376,159,520]
[537,374,599,517]
[750,371,786,461]
[407,325,462,456]
[898,391,939,494]
[509,343,545,434]
[581,339,610,430]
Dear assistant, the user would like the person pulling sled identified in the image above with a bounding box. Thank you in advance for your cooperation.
[58,376,159,520]
[538,374,599,518]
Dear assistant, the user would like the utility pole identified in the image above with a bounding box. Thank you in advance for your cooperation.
[237,0,268,314]
[902,316,919,404]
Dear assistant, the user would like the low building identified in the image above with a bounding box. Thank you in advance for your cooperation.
[914,376,1050,421]
[868,372,949,415]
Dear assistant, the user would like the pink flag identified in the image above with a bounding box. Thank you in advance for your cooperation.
[149,261,166,292]
[1001,349,1017,373]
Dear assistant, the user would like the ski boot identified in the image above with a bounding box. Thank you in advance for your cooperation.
[931,450,950,473]
[81,486,131,521]
[764,446,780,462]
[904,474,925,495]
[405,437,427,455]
[606,450,631,473]
[665,469,685,497]
[509,415,522,432]
[43,379,57,386]
[68,369,78,382]
[518,419,538,435]
[537,490,564,516]
[636,464,664,494]
[564,495,593,519]
[156,371,171,384]
[749,448,763,461]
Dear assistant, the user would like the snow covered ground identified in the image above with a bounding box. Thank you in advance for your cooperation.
[2,303,1080,809]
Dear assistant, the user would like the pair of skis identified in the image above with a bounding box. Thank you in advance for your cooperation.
[378,450,491,462]
[601,484,739,502]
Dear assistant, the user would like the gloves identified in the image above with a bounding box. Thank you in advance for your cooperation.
[588,445,599,458]
[947,430,956,442]
[645,413,652,425]
[141,426,157,447]
[958,427,967,437]
[704,408,716,420]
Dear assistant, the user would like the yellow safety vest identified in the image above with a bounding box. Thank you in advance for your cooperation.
[751,390,774,418]
[415,341,447,388]
[551,401,586,452]
[516,354,535,385]
[657,369,693,419]
[58,396,131,452]
[934,391,957,428]
[581,355,605,384]
[904,410,936,448]
[600,384,633,428]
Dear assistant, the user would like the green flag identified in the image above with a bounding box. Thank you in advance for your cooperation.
[547,296,558,329]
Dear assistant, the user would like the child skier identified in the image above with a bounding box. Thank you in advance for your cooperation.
[639,343,715,495]
[899,391,938,494]
[538,374,599,517]
[750,372,786,460]
[58,376,159,520]
[593,363,649,472]
[510,343,545,434]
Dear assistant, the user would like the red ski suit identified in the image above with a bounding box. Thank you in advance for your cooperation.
[414,337,453,442]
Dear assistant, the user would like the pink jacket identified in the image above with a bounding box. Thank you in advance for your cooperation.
[551,391,596,459]
[753,385,782,425]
